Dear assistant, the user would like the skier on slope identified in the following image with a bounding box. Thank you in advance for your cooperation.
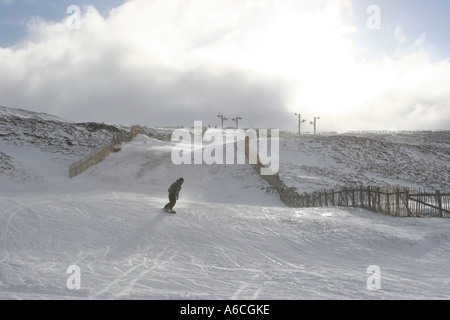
[164,177,184,213]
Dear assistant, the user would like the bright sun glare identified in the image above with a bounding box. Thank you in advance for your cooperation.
[193,2,382,116]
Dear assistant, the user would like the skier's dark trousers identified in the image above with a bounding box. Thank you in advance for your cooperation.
[164,178,184,211]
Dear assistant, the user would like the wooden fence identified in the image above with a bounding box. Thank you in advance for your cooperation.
[244,136,450,218]
[69,125,144,178]
[69,141,115,178]
[281,186,450,218]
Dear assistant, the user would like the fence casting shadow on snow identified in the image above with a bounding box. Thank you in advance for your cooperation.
[244,136,450,218]
[69,125,144,178]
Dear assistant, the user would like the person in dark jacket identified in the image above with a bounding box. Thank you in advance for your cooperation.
[164,177,184,213]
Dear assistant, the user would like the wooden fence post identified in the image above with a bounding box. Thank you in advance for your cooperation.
[436,190,443,218]
[376,187,381,212]
[344,188,348,207]
[395,187,400,217]
[360,185,364,208]
[386,189,391,216]
[351,189,355,207]
[402,188,412,217]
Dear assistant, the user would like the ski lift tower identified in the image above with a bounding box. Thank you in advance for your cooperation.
[217,113,228,129]
[294,113,306,136]
[310,116,320,135]
[232,117,242,129]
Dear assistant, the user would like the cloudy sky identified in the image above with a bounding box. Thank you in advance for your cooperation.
[1,0,449,132]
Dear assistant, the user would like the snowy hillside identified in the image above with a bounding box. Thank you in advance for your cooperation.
[0,106,449,300]
[279,131,450,193]
[0,106,122,190]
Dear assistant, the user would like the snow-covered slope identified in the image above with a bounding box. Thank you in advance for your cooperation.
[0,106,122,190]
[2,189,449,300]
[279,132,450,193]
[0,107,449,299]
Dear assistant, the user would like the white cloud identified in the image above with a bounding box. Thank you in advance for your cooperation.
[0,0,449,131]
[395,26,407,44]
[0,2,296,126]
[413,33,427,48]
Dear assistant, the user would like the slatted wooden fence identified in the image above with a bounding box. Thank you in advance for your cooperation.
[244,136,450,218]
[69,125,144,178]
[281,186,450,218]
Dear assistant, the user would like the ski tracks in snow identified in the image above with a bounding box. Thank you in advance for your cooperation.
[92,249,177,299]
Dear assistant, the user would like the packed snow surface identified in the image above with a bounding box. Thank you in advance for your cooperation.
[1,107,449,299]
